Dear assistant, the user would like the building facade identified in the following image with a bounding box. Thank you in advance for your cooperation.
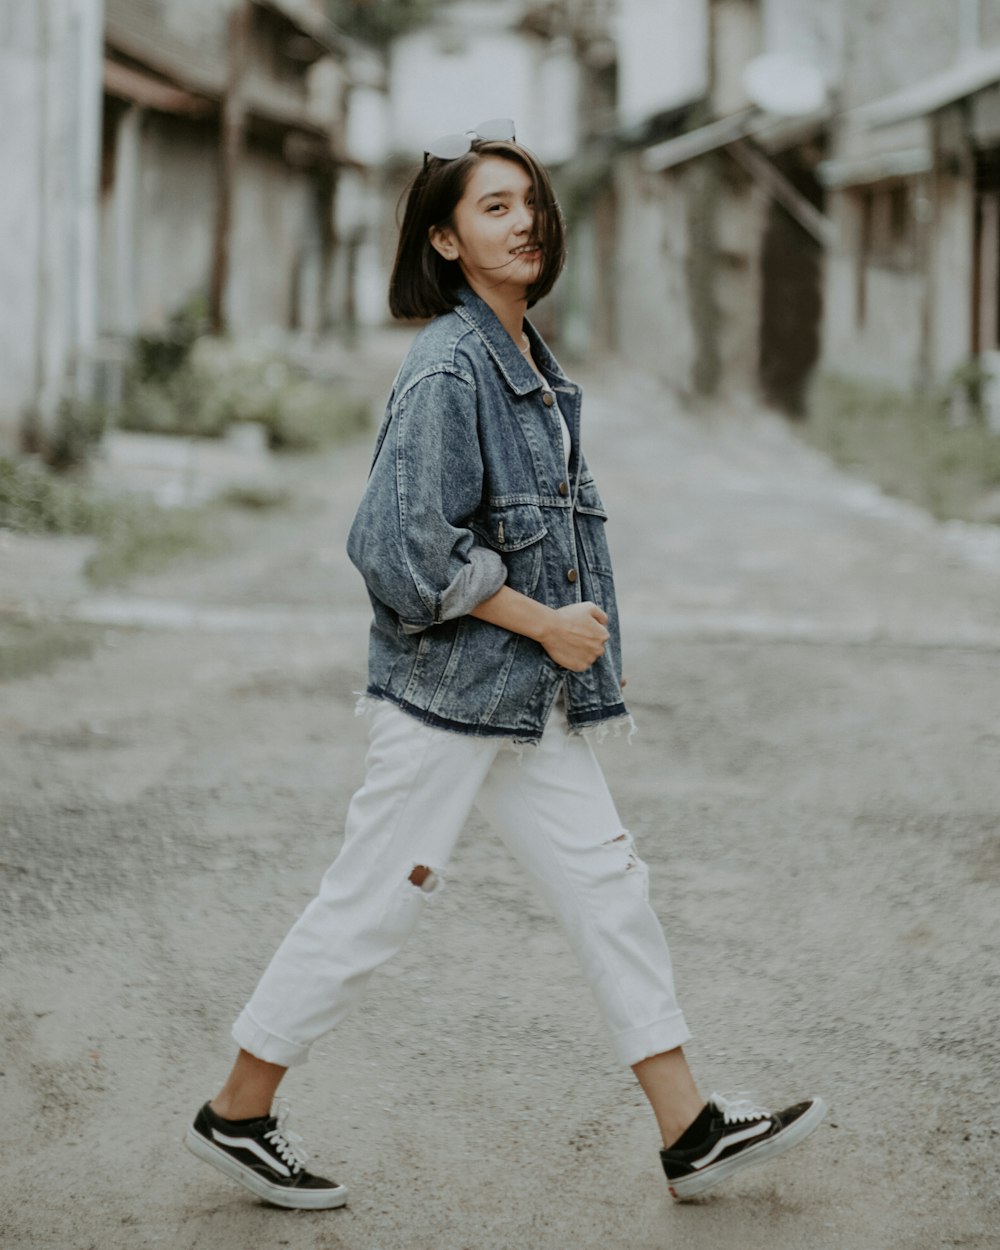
[0,0,351,451]
[0,0,105,452]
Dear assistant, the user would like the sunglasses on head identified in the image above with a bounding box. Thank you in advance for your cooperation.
[424,118,517,164]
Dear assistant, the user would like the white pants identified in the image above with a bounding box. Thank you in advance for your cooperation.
[233,701,691,1069]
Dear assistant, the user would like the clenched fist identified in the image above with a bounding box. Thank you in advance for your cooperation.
[537,601,610,672]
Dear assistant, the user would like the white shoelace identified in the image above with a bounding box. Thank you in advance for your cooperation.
[263,1099,309,1174]
[709,1091,772,1125]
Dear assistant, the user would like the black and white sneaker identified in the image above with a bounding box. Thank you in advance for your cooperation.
[184,1099,348,1210]
[660,1092,827,1200]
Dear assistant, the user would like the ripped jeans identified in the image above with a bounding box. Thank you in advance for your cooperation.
[232,701,691,1069]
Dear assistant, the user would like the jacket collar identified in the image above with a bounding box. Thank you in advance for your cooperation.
[452,285,574,397]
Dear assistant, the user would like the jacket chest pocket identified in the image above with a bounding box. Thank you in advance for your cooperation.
[471,503,548,597]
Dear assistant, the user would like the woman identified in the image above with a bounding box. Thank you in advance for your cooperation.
[184,121,825,1209]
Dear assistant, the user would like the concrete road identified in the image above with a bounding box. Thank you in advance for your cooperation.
[2,358,998,1249]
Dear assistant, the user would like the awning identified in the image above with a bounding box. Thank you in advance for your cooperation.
[640,106,836,245]
[642,109,755,172]
[817,147,934,189]
[641,105,829,173]
[103,59,214,117]
[852,47,1000,129]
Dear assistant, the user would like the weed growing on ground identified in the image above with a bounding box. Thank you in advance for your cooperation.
[800,374,1000,523]
[0,455,218,586]
[0,617,101,684]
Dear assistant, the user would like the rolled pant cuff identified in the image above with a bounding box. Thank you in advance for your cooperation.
[612,1011,692,1068]
[232,1009,312,1068]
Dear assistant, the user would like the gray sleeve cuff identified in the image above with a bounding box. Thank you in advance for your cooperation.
[400,547,508,635]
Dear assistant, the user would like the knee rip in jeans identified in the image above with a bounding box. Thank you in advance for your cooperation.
[603,831,641,873]
[407,864,442,894]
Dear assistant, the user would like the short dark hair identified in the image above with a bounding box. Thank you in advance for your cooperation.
[388,140,566,321]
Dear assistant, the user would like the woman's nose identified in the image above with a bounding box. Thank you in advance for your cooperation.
[513,203,534,232]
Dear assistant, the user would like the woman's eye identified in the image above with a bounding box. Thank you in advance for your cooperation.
[487,203,505,213]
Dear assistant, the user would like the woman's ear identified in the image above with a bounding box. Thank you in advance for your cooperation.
[428,223,458,261]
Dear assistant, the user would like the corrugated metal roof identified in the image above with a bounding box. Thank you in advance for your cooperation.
[853,47,1000,129]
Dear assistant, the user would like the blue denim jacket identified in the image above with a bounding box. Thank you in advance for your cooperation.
[347,286,629,742]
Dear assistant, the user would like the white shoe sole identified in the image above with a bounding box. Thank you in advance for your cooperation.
[184,1127,349,1210]
[667,1096,827,1200]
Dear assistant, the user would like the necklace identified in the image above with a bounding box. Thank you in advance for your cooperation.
[517,331,551,392]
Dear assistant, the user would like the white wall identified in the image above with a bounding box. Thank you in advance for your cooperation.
[0,0,104,445]
[388,13,579,164]
[615,0,709,127]
[762,0,845,86]
[614,155,698,391]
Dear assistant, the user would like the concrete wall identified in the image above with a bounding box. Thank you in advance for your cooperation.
[713,162,768,389]
[614,155,699,393]
[389,9,580,165]
[838,0,962,110]
[229,146,320,334]
[0,0,104,448]
[130,114,218,331]
[762,0,846,77]
[822,179,931,385]
[711,0,759,116]
[615,0,708,126]
[928,168,975,379]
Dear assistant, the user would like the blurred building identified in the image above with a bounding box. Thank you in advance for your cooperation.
[0,0,105,454]
[821,0,1000,393]
[612,0,1000,408]
[610,0,835,413]
[0,0,352,451]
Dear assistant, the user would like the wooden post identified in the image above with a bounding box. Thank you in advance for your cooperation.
[210,1,251,335]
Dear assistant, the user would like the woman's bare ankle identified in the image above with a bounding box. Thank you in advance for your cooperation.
[210,1050,287,1121]
[209,1094,272,1121]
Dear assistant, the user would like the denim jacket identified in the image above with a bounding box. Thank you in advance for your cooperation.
[347,286,629,742]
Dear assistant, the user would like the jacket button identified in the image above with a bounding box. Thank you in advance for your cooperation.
[542,391,555,407]
[558,480,569,497]
[566,568,578,583]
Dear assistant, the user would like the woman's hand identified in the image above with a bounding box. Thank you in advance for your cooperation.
[469,588,610,673]
[536,602,610,671]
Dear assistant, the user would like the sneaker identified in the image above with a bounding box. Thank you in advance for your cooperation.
[660,1092,827,1200]
[184,1099,348,1210]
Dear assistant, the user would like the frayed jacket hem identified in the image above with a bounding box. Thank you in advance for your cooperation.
[356,687,633,746]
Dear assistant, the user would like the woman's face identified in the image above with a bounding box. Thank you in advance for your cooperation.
[429,156,543,296]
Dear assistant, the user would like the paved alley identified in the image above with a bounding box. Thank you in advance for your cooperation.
[2,363,998,1249]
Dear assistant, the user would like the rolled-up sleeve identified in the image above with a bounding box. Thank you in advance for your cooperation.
[347,369,507,631]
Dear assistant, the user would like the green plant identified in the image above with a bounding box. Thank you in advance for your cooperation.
[0,456,108,533]
[944,357,989,424]
[263,382,370,451]
[132,297,210,384]
[118,334,371,450]
[0,455,217,586]
[221,484,294,510]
